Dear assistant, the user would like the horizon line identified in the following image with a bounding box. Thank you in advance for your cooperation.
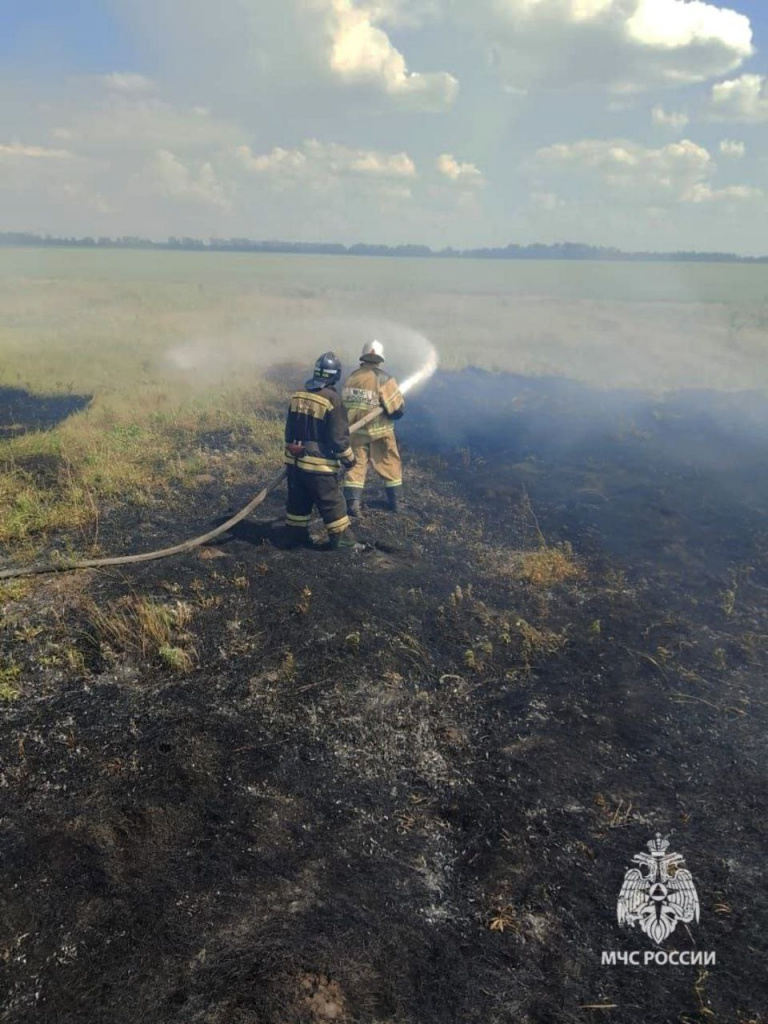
[2,231,767,264]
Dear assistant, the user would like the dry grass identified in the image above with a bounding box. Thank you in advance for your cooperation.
[0,401,282,548]
[518,543,584,586]
[83,596,196,670]
[0,258,286,550]
[484,541,584,588]
[513,617,567,666]
[0,662,21,701]
[488,903,520,933]
[0,579,32,603]
[476,491,586,589]
[594,792,637,829]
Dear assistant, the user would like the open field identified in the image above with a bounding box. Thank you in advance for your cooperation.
[4,246,768,392]
[1,250,768,1023]
[1,247,767,553]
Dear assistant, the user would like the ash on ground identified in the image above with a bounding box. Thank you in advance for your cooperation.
[1,372,766,1024]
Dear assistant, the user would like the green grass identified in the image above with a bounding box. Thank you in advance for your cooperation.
[0,256,286,548]
[0,401,283,546]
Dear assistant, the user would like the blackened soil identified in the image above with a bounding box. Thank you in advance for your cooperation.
[0,387,92,437]
[1,372,767,1024]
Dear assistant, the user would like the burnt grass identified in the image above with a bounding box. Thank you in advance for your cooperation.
[2,371,767,1024]
[0,387,92,438]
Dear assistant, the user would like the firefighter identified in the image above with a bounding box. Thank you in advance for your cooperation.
[284,352,359,550]
[342,339,405,516]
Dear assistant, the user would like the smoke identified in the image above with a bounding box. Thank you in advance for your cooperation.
[152,257,768,400]
[163,317,438,394]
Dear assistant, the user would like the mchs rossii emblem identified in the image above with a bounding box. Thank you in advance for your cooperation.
[617,834,700,945]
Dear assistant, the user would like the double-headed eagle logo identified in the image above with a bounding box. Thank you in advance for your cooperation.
[617,834,700,946]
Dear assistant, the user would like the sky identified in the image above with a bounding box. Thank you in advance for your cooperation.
[1,0,768,253]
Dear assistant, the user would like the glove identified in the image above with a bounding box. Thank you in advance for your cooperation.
[340,453,356,470]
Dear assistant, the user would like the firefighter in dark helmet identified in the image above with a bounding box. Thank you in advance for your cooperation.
[342,340,405,516]
[284,352,359,549]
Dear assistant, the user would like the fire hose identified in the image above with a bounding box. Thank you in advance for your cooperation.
[0,359,435,580]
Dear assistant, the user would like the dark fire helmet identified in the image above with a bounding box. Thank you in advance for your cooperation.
[306,351,342,390]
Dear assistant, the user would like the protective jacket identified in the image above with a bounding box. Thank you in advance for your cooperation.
[342,362,405,440]
[284,385,354,474]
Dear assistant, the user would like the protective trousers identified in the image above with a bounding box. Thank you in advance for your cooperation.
[285,465,350,540]
[343,433,402,493]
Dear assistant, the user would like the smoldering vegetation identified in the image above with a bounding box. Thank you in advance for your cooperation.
[1,250,768,1023]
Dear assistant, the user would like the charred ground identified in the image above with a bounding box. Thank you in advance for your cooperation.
[1,371,767,1024]
[0,387,92,439]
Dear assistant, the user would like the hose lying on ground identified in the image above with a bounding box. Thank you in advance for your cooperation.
[0,393,412,580]
[0,465,291,580]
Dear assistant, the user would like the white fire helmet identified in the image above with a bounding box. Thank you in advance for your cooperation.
[361,339,385,362]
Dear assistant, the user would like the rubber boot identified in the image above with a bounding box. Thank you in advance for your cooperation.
[386,487,402,513]
[329,527,359,550]
[344,487,362,519]
[283,525,311,549]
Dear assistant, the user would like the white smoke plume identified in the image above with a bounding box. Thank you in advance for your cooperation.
[164,318,438,395]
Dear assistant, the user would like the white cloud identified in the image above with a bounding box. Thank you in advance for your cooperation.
[468,0,753,92]
[532,137,759,206]
[686,182,761,202]
[56,95,242,153]
[315,0,458,109]
[536,137,709,176]
[111,0,752,106]
[102,73,156,94]
[238,146,309,175]
[0,141,85,195]
[436,153,485,186]
[237,139,417,184]
[719,139,745,158]
[0,142,73,162]
[626,0,749,53]
[652,106,689,129]
[108,0,457,114]
[146,149,232,209]
[710,73,768,122]
[354,0,444,29]
[346,149,416,177]
[0,138,105,221]
[4,1,768,251]
[0,66,430,240]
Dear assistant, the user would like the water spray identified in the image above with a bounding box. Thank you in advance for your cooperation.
[399,344,439,397]
[0,342,439,579]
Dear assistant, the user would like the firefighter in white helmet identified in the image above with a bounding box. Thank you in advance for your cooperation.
[341,340,405,516]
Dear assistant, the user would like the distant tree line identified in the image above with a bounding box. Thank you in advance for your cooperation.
[1,231,766,264]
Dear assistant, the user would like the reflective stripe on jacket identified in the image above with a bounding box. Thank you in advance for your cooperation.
[342,362,405,440]
[284,386,353,473]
